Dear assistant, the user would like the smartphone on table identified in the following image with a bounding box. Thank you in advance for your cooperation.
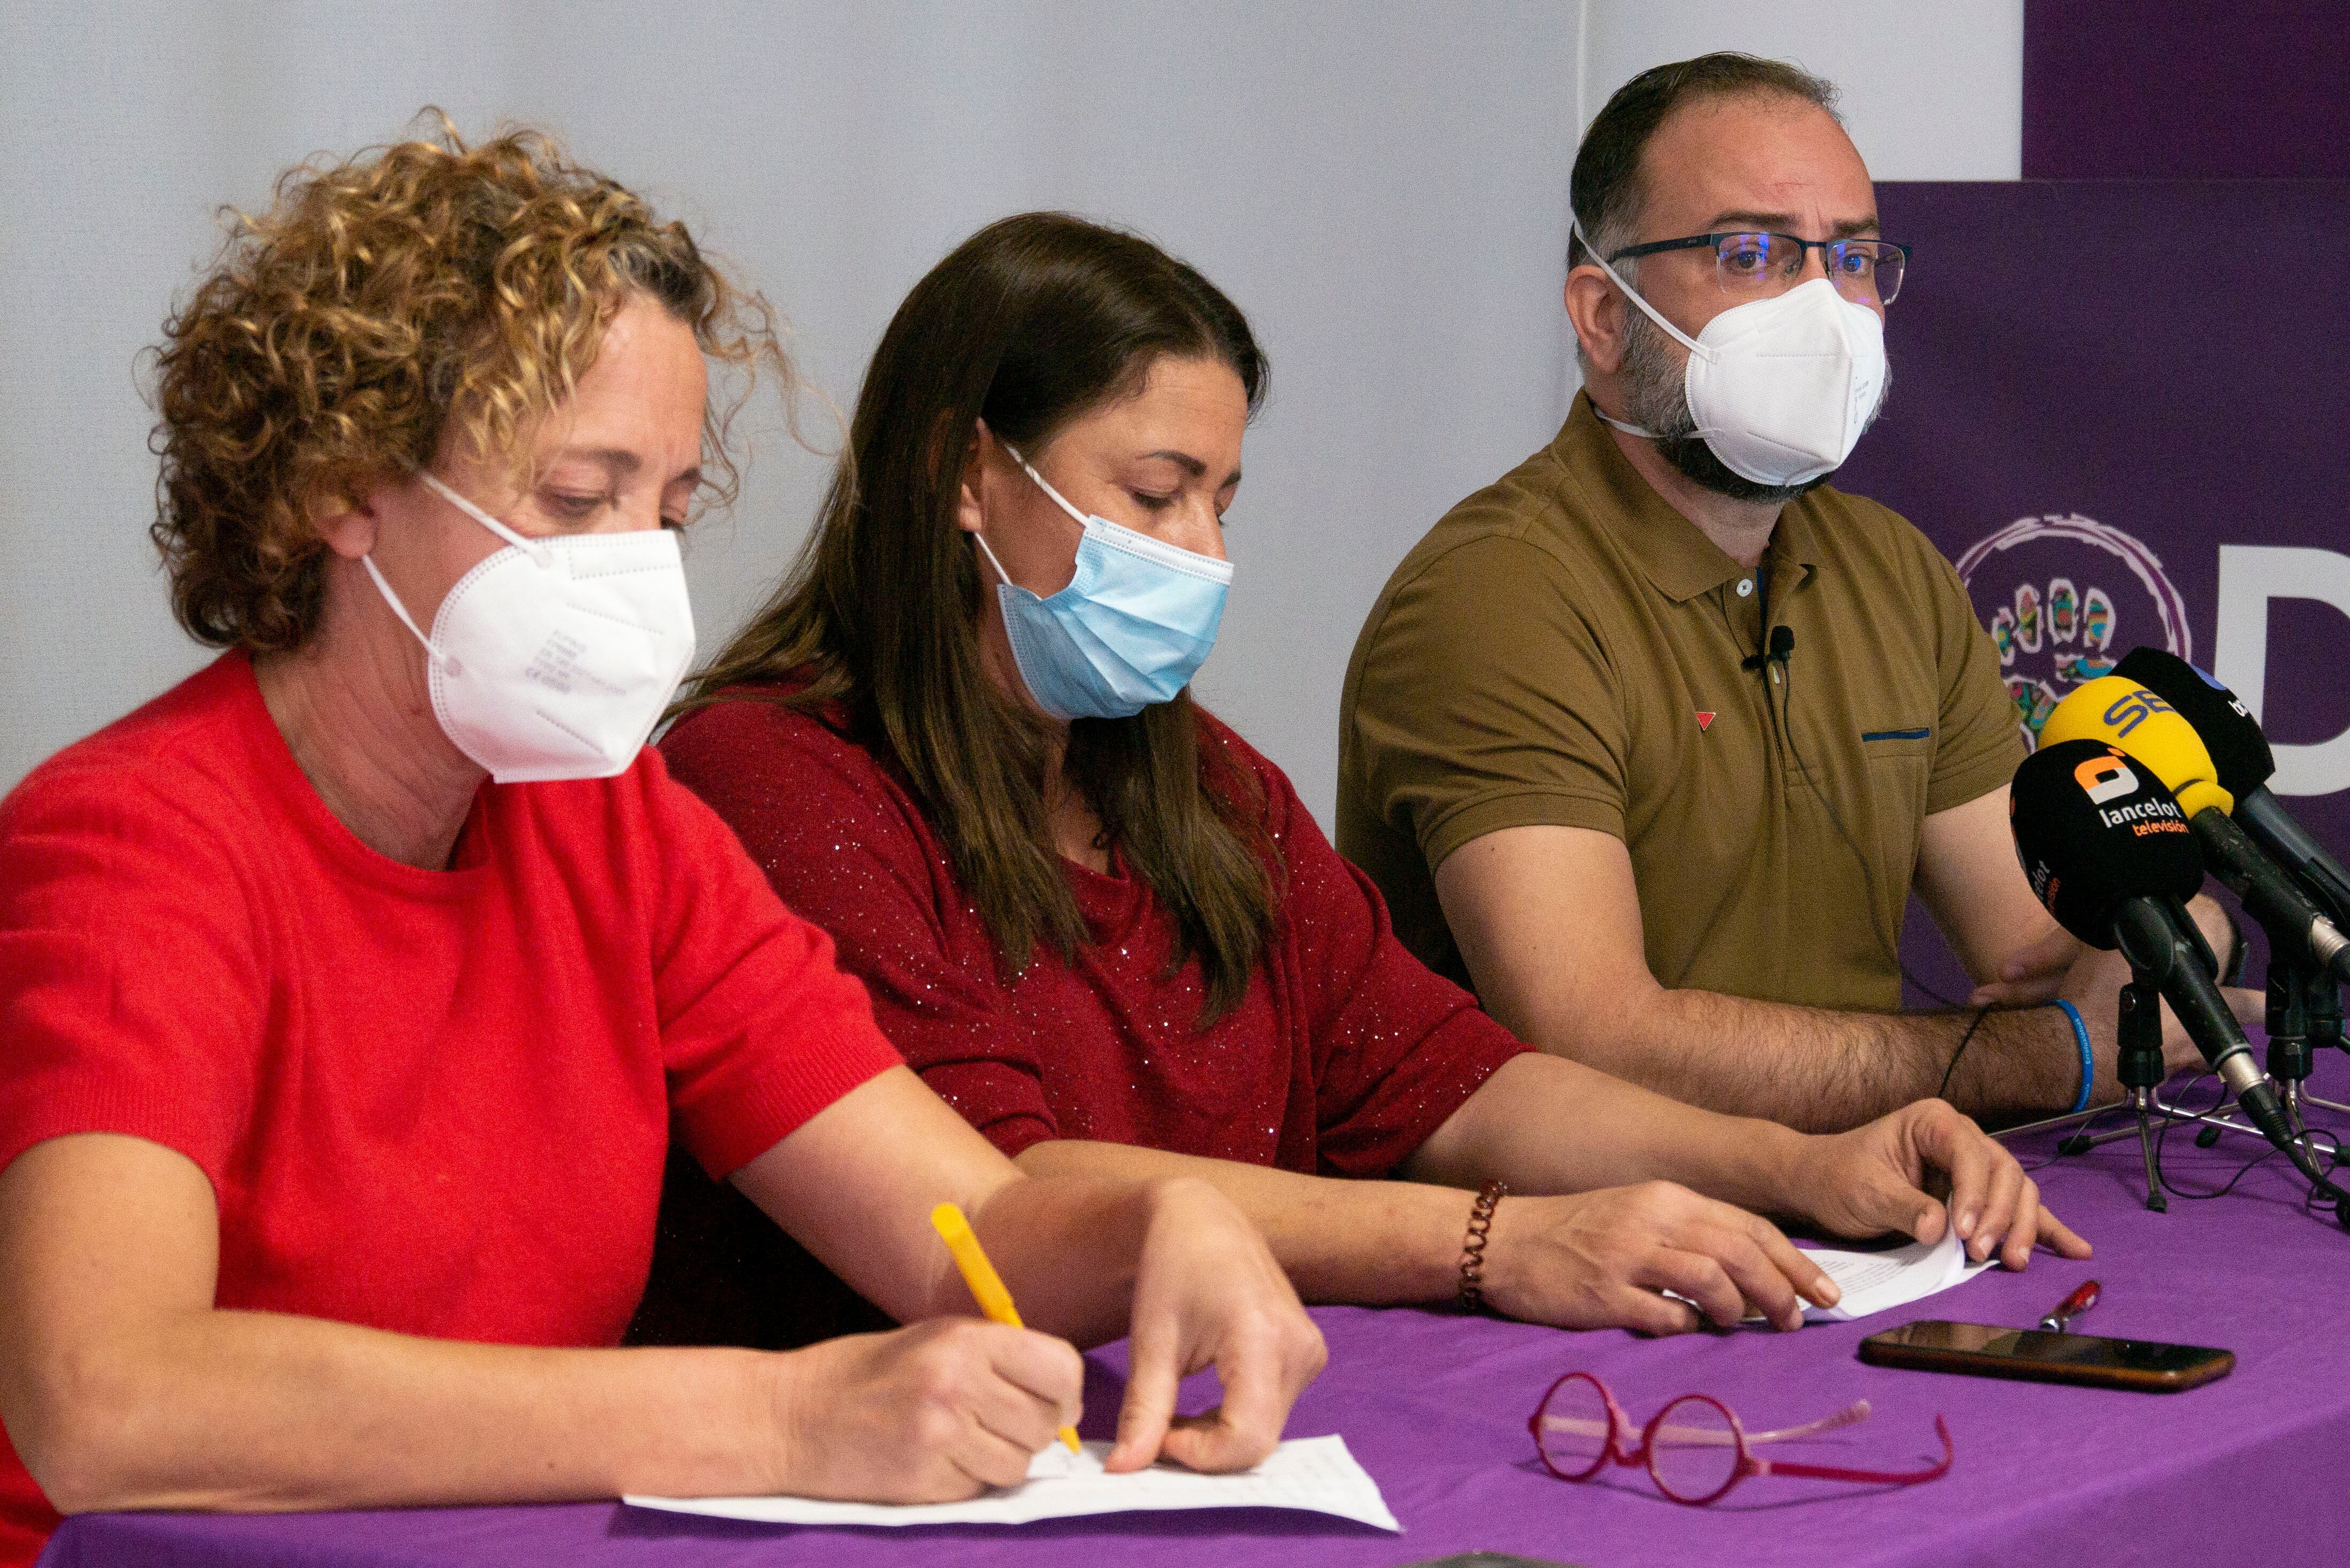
[1858,1320,2234,1391]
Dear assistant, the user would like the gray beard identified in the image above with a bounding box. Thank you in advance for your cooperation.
[1613,305,1888,506]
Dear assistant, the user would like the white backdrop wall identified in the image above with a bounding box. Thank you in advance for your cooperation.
[0,1,2023,818]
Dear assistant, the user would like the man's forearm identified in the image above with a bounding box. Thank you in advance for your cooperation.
[1557,892,2247,1130]
[1547,991,2085,1133]
[1014,1141,1468,1306]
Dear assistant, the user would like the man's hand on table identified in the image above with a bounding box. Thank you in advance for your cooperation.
[1973,897,2263,1090]
[1783,1099,2094,1271]
[1967,921,2085,1009]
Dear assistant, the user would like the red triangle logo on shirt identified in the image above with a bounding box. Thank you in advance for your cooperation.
[1695,710,1717,732]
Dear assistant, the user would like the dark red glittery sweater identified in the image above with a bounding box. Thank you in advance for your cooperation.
[660,689,1527,1177]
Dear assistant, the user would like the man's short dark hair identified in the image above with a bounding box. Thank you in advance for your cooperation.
[1569,53,1842,273]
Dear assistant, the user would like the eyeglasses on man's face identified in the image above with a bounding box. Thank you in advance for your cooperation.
[1607,231,1910,307]
[1528,1371,1953,1506]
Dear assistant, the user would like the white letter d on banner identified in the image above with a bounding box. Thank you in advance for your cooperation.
[2214,545,2350,797]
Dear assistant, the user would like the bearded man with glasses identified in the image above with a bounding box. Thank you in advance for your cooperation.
[1339,53,2251,1137]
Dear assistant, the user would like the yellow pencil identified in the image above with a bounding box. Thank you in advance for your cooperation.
[930,1201,1082,1454]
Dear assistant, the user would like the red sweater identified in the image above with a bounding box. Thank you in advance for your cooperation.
[660,690,1525,1177]
[0,655,901,1564]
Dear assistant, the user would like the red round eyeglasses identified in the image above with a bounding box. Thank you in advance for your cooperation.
[1528,1371,1953,1506]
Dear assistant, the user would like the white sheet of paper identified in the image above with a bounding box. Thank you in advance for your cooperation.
[1668,1225,1995,1327]
[622,1434,1399,1532]
[1797,1225,1995,1322]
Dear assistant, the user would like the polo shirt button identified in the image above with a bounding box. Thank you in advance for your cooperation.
[1736,578,1754,598]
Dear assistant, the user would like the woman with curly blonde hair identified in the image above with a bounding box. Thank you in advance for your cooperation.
[0,120,1318,1565]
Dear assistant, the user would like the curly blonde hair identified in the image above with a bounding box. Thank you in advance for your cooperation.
[149,112,787,652]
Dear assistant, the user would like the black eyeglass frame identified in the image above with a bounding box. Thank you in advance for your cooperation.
[1604,232,1912,303]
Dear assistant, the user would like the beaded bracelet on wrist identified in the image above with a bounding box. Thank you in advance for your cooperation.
[1458,1180,1507,1313]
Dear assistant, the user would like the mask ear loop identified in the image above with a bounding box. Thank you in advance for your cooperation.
[998,440,1094,530]
[997,435,1230,580]
[1570,218,1726,448]
[418,471,556,569]
[359,554,458,676]
[973,435,1093,594]
[1571,218,1710,360]
[360,471,550,675]
[968,526,1019,593]
[967,436,1028,593]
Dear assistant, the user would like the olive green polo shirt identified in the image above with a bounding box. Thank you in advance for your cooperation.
[1337,393,2022,1013]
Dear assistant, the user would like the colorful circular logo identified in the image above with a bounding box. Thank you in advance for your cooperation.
[1954,513,2191,749]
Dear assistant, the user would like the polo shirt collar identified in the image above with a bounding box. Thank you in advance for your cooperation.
[1764,499,1824,598]
[1548,392,1821,604]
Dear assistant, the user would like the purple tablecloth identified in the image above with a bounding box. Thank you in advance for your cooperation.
[40,1065,2350,1568]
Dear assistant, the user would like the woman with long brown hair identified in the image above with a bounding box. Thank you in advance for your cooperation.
[663,211,2088,1340]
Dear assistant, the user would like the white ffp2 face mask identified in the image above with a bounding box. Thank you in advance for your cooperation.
[1575,220,1889,487]
[361,473,696,783]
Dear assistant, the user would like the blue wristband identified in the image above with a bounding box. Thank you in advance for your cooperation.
[2055,1000,2093,1114]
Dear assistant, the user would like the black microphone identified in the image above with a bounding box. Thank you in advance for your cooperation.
[2192,807,2350,988]
[2011,740,2343,1200]
[2116,647,2350,926]
[2240,791,2350,929]
[2010,740,2204,955]
[2113,648,2274,797]
[1741,625,1796,672]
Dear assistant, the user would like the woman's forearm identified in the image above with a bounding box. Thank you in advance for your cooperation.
[1399,1052,1810,1215]
[0,1134,793,1517]
[19,1309,780,1516]
[1013,1140,1470,1307]
[730,1069,1199,1347]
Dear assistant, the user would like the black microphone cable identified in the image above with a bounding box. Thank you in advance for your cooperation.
[2028,1076,2350,1225]
[1754,619,1968,1008]
[2151,1070,2349,1208]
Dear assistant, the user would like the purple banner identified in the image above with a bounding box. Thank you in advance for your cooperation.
[1833,180,2350,1003]
[2024,1,2350,178]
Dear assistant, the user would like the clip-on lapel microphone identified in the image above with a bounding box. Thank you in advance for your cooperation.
[1742,624,1796,672]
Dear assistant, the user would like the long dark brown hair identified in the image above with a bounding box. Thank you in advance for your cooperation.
[680,212,1277,1021]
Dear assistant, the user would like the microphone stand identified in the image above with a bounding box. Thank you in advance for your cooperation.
[2049,952,2350,1222]
[2178,952,2350,1137]
[2198,957,2325,1148]
[2293,963,2350,1118]
[2117,975,2170,1212]
[1998,983,2244,1161]
[1989,928,2350,1215]
[2049,974,2175,1210]
[2269,961,2316,1132]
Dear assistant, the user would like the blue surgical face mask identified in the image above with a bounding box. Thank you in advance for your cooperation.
[970,443,1233,722]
